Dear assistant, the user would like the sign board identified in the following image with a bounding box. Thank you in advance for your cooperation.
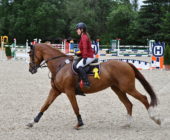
[152,43,165,57]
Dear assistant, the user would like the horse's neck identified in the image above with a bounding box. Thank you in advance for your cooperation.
[41,46,67,74]
[42,47,65,60]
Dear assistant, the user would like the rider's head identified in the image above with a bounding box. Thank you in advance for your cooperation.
[76,22,87,35]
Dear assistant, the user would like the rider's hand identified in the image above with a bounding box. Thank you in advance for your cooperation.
[75,51,81,56]
[83,58,87,65]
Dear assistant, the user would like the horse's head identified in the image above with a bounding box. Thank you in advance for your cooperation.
[28,44,43,74]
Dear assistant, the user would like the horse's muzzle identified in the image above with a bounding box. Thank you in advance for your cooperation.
[29,68,37,74]
[29,65,38,74]
[29,63,38,74]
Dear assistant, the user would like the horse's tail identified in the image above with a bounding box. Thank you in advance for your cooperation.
[128,63,158,107]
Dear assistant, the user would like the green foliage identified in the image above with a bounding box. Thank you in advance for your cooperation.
[164,45,170,65]
[107,3,135,44]
[0,0,68,43]
[5,45,12,56]
[0,0,169,45]
[131,0,138,11]
[66,0,114,40]
[161,12,170,44]
[137,0,164,44]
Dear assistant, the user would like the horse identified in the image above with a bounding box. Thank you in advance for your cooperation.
[26,43,161,129]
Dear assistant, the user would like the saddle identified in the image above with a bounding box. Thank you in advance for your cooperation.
[72,58,100,76]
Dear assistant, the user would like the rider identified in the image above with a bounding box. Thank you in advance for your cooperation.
[76,22,96,88]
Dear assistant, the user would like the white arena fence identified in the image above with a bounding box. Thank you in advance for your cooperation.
[0,42,162,70]
[0,43,29,62]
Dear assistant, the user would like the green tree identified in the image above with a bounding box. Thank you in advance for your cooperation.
[0,0,13,39]
[131,0,138,11]
[65,0,114,41]
[137,0,167,44]
[161,12,170,44]
[0,0,68,43]
[107,3,135,44]
[2,0,168,45]
[164,45,170,65]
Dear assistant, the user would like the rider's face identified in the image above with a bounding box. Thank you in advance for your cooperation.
[76,29,82,35]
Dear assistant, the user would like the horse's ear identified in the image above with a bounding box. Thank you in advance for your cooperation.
[29,44,34,50]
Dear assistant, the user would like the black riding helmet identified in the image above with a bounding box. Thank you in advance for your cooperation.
[76,22,87,31]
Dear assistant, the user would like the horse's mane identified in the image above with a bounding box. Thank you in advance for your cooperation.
[35,43,74,61]
[35,43,67,56]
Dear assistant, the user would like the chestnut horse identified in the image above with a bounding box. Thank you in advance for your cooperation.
[26,43,161,129]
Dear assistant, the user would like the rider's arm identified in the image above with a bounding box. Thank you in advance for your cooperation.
[81,35,88,58]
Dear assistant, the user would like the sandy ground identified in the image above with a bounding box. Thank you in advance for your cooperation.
[0,60,170,140]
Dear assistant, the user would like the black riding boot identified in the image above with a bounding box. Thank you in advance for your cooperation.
[78,66,90,88]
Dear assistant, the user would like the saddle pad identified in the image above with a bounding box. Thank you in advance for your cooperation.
[72,63,101,75]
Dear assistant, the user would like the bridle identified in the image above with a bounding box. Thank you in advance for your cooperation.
[29,45,67,73]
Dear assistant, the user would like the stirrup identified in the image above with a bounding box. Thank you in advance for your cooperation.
[75,81,86,96]
[79,80,90,89]
[83,81,90,88]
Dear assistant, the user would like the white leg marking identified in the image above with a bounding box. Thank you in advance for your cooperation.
[148,106,161,125]
[127,114,133,125]
[148,106,155,118]
[122,114,133,128]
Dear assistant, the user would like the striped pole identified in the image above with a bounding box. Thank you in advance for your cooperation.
[0,37,5,61]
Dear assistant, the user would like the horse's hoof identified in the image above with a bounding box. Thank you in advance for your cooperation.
[74,123,84,130]
[26,123,34,128]
[151,117,161,126]
[74,125,80,130]
[121,124,131,128]
[155,119,161,125]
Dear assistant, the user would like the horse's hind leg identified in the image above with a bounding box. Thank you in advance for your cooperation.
[127,88,161,125]
[111,86,133,127]
[26,87,61,128]
[127,88,149,109]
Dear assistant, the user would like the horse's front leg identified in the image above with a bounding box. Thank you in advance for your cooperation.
[26,88,61,128]
[66,91,84,130]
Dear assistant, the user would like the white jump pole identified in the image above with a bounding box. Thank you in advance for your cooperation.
[0,36,2,60]
[97,39,100,58]
[1,41,5,60]
[38,39,41,43]
[25,39,29,63]
[62,40,65,53]
[26,39,29,52]
[13,38,17,60]
[117,39,120,56]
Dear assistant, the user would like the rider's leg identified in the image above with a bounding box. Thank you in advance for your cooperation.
[78,66,90,88]
[76,58,96,68]
[76,58,95,88]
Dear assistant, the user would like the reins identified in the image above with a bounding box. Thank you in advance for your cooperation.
[41,55,70,80]
[39,55,67,68]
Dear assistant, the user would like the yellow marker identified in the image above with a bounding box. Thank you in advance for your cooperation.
[2,36,8,44]
[75,50,81,56]
[93,68,100,79]
[76,51,81,54]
